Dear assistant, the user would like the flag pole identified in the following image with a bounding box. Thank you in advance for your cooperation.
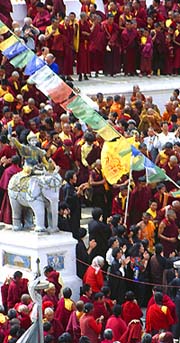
[124,156,133,226]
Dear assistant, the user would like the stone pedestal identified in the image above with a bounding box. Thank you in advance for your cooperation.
[0,226,81,300]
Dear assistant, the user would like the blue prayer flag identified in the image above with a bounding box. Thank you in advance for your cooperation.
[3,41,27,59]
[24,55,45,75]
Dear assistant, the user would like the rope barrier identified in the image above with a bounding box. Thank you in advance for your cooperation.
[76,257,180,289]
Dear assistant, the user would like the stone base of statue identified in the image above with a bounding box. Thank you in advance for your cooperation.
[0,225,82,300]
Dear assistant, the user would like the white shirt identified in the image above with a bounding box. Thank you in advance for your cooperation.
[153,132,176,151]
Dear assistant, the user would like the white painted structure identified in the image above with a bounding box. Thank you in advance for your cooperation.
[0,228,81,300]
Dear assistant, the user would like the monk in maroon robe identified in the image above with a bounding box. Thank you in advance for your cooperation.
[0,156,21,225]
[32,2,51,33]
[158,210,179,257]
[121,20,138,75]
[55,296,74,330]
[132,0,147,28]
[102,14,121,76]
[89,15,105,75]
[53,0,66,16]
[0,0,13,27]
[129,177,152,225]
[162,156,180,191]
[60,17,74,78]
[7,272,28,309]
[77,12,91,81]
[173,23,180,74]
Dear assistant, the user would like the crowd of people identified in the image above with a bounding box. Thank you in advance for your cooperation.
[1,0,180,78]
[0,0,180,343]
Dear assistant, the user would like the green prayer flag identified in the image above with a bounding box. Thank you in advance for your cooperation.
[10,50,34,68]
[67,96,106,130]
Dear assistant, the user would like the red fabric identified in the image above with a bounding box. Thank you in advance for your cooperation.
[121,301,143,324]
[80,314,102,343]
[106,315,127,341]
[120,320,142,343]
[147,294,177,324]
[93,301,109,321]
[0,145,16,160]
[66,310,81,343]
[42,294,58,310]
[7,278,28,309]
[83,266,104,293]
[146,303,174,333]
[18,313,31,330]
[32,10,51,33]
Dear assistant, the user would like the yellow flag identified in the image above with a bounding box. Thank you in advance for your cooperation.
[97,125,119,141]
[0,35,17,51]
[101,137,131,184]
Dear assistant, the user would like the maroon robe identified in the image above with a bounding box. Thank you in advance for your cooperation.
[159,218,178,257]
[140,36,153,74]
[163,162,179,191]
[32,10,51,33]
[89,23,105,72]
[0,163,22,224]
[43,294,58,310]
[53,0,66,15]
[66,310,81,343]
[0,0,13,27]
[61,24,74,75]
[8,77,21,97]
[55,297,73,330]
[7,278,28,309]
[129,185,152,225]
[93,301,109,321]
[133,7,147,28]
[146,303,174,333]
[102,21,121,75]
[121,28,138,74]
[174,30,180,70]
[121,301,143,324]
[77,20,91,74]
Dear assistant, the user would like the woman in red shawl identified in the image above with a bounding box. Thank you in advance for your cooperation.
[80,302,102,343]
[83,256,104,294]
[122,291,143,325]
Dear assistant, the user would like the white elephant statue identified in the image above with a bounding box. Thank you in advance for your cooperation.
[8,170,62,233]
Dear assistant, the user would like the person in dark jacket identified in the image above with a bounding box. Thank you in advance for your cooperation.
[88,208,111,262]
[109,247,126,304]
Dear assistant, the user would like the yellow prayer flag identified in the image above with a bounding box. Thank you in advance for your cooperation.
[0,35,18,51]
[96,125,119,141]
[101,137,131,184]
[0,25,9,35]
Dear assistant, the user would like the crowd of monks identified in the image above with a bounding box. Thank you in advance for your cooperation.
[1,0,180,79]
[0,1,180,343]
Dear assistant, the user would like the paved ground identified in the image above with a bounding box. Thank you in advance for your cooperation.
[73,73,180,113]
